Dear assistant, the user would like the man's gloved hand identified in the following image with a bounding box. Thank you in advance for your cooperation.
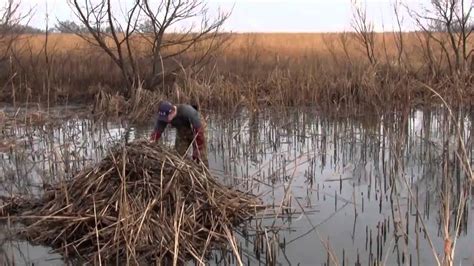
[150,131,161,142]
[192,126,205,161]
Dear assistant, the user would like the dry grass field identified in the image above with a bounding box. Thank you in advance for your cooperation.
[1,32,473,113]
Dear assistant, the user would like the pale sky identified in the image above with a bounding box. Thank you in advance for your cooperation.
[19,0,436,32]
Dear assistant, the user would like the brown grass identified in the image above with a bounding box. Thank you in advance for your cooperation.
[1,32,473,114]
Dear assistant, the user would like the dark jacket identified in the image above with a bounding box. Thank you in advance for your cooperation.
[153,104,202,136]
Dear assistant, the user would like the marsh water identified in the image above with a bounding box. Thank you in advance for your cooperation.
[0,106,472,265]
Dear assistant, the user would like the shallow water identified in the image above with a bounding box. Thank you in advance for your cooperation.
[0,106,472,265]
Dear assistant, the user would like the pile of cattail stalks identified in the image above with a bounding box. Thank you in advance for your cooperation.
[0,140,262,265]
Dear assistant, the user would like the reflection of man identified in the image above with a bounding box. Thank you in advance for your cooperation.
[150,101,208,166]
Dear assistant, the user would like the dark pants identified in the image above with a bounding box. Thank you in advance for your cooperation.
[175,127,208,167]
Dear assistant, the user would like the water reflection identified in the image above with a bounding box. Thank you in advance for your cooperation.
[0,107,472,265]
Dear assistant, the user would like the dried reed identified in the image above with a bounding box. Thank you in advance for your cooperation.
[0,140,262,264]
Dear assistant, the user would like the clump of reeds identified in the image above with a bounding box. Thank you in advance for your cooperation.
[93,86,166,122]
[0,140,261,265]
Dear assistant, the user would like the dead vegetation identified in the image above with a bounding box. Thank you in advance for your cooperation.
[0,140,262,264]
[1,31,472,115]
[0,0,472,116]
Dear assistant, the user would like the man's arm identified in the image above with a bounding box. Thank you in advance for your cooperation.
[150,119,168,141]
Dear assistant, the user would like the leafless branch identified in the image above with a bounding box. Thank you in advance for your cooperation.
[351,0,377,65]
[66,0,230,94]
[0,0,32,64]
[406,0,473,73]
